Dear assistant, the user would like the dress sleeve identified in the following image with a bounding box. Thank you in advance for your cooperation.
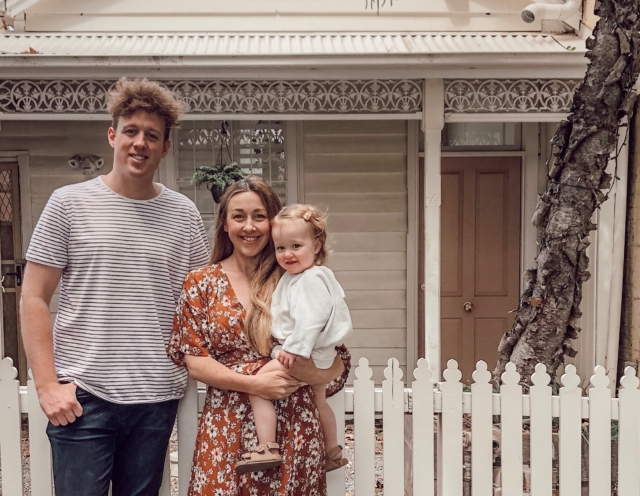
[326,344,351,398]
[167,271,212,368]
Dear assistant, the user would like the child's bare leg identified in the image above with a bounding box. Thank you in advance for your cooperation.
[236,360,285,473]
[250,360,285,448]
[311,383,339,452]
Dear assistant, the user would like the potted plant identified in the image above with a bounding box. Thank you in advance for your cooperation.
[190,162,246,203]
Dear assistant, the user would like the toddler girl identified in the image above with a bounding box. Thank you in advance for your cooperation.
[235,204,352,474]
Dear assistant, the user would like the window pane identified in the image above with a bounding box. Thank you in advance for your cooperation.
[442,122,519,148]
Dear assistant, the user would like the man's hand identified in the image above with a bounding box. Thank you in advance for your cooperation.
[37,382,83,426]
[277,350,298,369]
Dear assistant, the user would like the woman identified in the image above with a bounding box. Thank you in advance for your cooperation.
[168,176,350,495]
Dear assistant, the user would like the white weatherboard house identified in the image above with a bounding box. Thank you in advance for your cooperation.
[0,0,623,387]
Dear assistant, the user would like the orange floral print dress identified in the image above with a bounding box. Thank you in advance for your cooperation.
[168,264,351,496]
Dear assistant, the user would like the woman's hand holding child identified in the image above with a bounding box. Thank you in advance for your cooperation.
[252,369,302,400]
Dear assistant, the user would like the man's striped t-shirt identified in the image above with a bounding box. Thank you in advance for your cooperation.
[26,176,210,404]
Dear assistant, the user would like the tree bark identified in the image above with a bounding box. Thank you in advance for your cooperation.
[494,0,640,383]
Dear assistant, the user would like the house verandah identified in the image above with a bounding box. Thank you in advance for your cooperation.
[0,62,630,389]
[0,25,638,496]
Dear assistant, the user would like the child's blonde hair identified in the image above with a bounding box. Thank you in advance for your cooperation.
[272,204,329,265]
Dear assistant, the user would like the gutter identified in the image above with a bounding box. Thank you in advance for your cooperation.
[0,52,589,79]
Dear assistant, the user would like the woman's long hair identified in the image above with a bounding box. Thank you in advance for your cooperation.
[210,176,283,356]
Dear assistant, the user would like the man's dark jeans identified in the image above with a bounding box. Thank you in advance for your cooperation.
[46,387,179,496]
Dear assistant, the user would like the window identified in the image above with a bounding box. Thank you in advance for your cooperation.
[177,120,287,222]
[441,122,521,150]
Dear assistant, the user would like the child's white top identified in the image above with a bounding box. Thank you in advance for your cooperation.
[271,265,352,365]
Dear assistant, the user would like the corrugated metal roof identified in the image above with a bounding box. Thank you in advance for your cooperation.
[0,33,585,56]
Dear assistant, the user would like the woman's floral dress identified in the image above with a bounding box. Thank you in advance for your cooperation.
[168,264,351,496]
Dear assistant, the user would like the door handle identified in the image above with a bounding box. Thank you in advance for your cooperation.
[5,258,26,287]
[463,301,474,313]
[0,276,5,293]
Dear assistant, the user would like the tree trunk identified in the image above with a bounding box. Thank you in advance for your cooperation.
[494,0,640,383]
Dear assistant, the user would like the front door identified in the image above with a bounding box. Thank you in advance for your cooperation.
[440,156,521,382]
[0,159,26,383]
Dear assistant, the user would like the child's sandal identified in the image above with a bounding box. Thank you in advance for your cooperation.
[325,445,348,472]
[235,442,283,474]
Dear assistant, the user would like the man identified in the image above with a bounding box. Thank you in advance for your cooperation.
[20,78,210,496]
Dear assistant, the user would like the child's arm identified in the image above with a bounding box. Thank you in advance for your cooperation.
[277,350,298,368]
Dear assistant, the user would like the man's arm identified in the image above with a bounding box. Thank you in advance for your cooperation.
[20,261,82,426]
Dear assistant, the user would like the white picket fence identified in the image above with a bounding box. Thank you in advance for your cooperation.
[2,355,640,495]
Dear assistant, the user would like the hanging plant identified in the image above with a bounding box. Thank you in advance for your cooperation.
[190,120,247,203]
[190,161,246,203]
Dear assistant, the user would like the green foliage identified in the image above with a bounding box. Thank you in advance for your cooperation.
[190,162,245,190]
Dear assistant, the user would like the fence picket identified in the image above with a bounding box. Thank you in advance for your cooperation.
[559,365,582,496]
[471,361,493,496]
[354,357,375,496]
[617,366,640,494]
[588,366,611,496]
[439,359,463,496]
[0,358,24,496]
[176,378,199,496]
[382,357,404,495]
[159,450,171,496]
[327,389,346,495]
[500,362,523,496]
[412,358,434,496]
[530,363,552,496]
[27,369,53,496]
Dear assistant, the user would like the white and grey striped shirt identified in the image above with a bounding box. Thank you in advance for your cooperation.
[26,177,210,404]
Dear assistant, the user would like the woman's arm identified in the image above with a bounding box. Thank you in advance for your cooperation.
[284,353,345,385]
[184,355,302,400]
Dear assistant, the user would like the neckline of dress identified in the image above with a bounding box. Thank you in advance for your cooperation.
[215,263,246,314]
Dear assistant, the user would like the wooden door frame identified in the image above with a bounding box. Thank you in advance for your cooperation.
[0,152,30,382]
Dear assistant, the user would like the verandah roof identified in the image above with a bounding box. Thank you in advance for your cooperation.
[0,32,585,57]
[0,32,587,79]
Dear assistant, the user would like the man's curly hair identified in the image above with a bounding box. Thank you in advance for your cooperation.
[107,78,185,141]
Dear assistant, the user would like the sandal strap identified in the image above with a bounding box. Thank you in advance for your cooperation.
[326,445,344,461]
[240,444,281,462]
